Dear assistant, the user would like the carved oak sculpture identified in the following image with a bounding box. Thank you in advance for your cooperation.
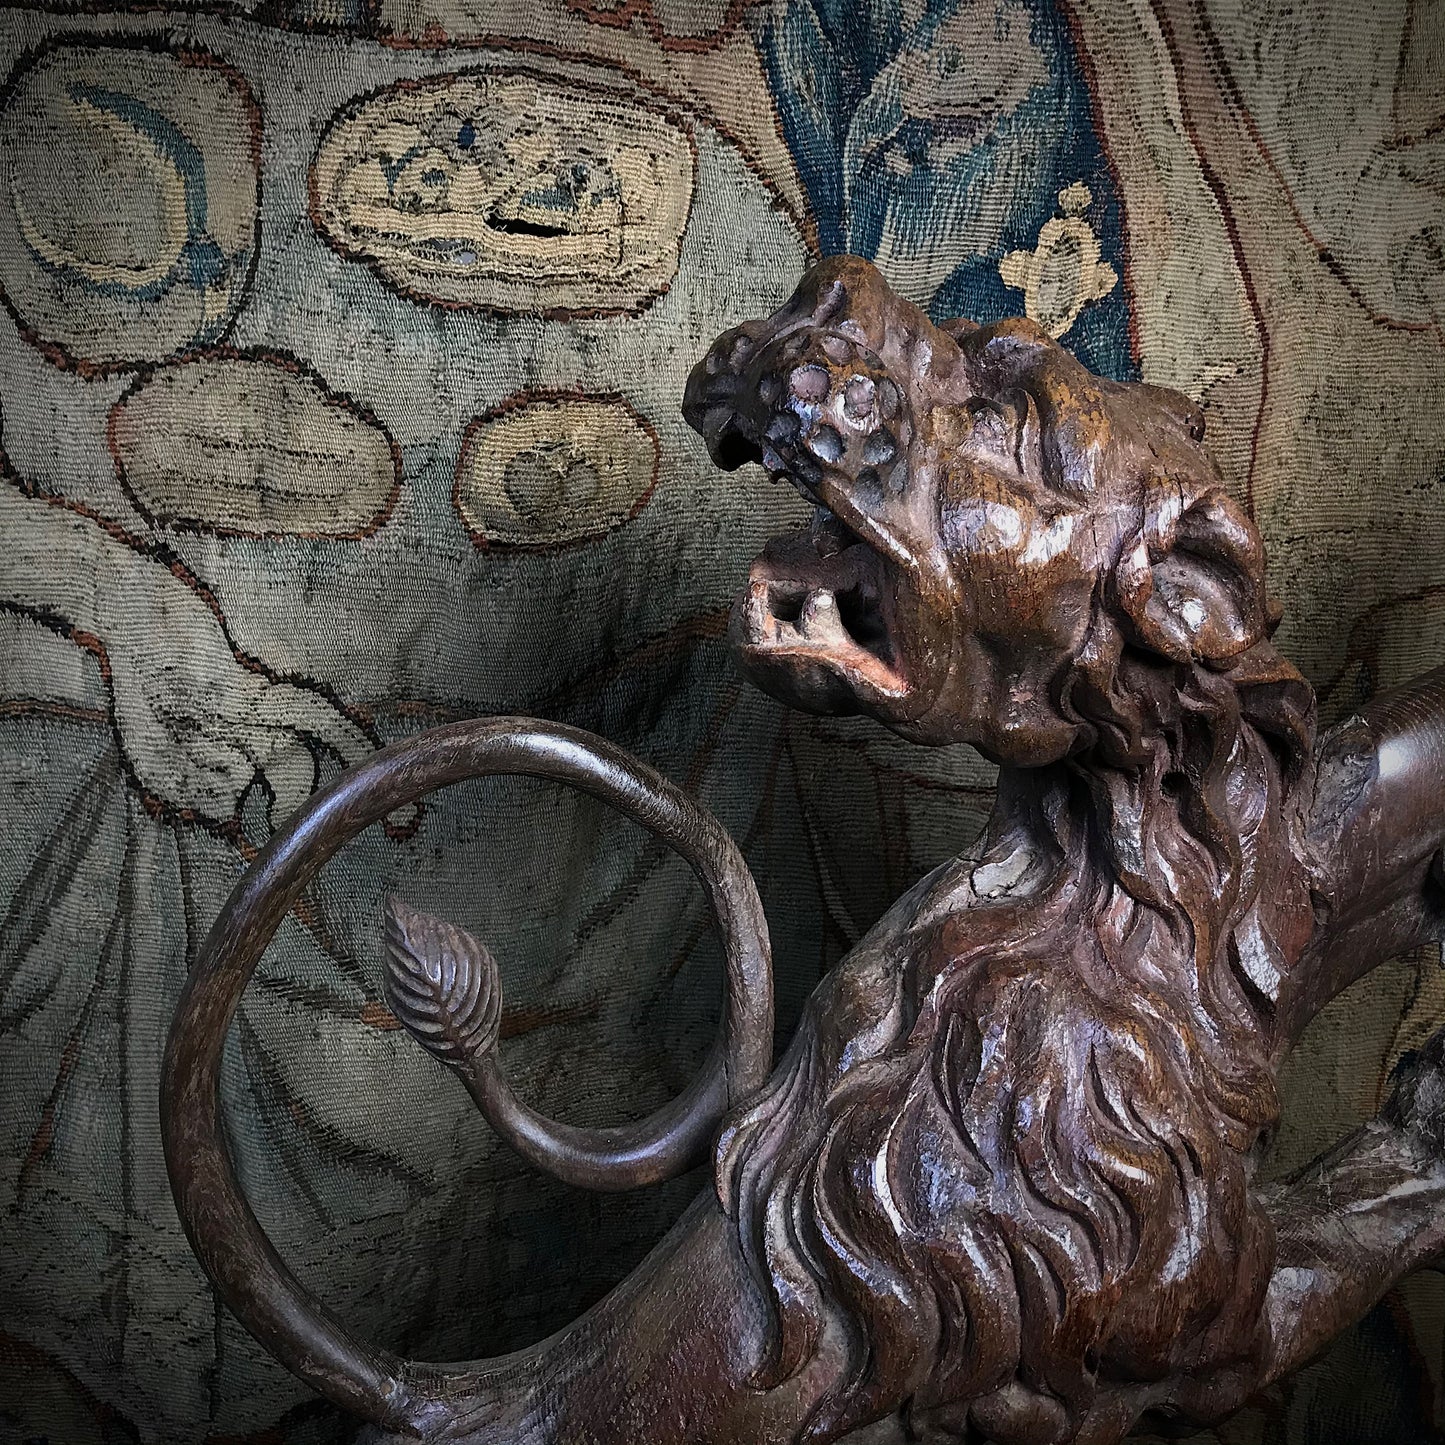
[162,258,1445,1445]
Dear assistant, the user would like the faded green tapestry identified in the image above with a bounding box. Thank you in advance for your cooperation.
[0,2,1442,1441]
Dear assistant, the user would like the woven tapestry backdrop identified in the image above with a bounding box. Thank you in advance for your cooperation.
[0,1,1442,1441]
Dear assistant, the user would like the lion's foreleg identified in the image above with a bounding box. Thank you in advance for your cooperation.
[1253,1029,1445,1388]
[1150,1042,1445,1436]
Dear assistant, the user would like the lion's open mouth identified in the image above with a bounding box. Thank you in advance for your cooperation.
[735,497,909,704]
[685,299,922,712]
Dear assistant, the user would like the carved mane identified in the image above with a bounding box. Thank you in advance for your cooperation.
[715,364,1320,1444]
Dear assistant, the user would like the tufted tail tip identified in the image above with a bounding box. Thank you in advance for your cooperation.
[382,894,503,1067]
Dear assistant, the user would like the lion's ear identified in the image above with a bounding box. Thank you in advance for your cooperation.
[1114,487,1267,665]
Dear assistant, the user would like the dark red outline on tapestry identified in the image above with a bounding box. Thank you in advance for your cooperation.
[307,64,700,320]
[0,36,264,379]
[107,347,404,542]
[558,0,757,56]
[369,29,816,253]
[0,453,397,841]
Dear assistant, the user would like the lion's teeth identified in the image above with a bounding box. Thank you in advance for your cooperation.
[743,580,771,642]
[799,589,843,639]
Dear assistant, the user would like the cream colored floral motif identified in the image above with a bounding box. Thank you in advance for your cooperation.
[998,183,1118,339]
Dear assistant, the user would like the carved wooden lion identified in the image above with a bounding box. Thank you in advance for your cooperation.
[163,258,1445,1445]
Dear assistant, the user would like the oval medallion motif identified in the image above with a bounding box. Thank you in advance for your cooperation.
[310,69,695,313]
[453,395,660,548]
[110,355,400,537]
[0,43,260,370]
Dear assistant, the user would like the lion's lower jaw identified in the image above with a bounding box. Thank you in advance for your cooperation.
[730,522,915,715]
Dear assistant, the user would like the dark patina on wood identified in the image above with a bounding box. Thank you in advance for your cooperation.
[162,257,1445,1444]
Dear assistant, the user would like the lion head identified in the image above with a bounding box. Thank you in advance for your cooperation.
[684,255,1275,769]
[686,259,1321,1445]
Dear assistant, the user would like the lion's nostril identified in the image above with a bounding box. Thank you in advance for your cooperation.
[808,425,845,463]
[712,424,763,471]
[790,364,831,403]
[697,375,738,406]
[844,375,876,419]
